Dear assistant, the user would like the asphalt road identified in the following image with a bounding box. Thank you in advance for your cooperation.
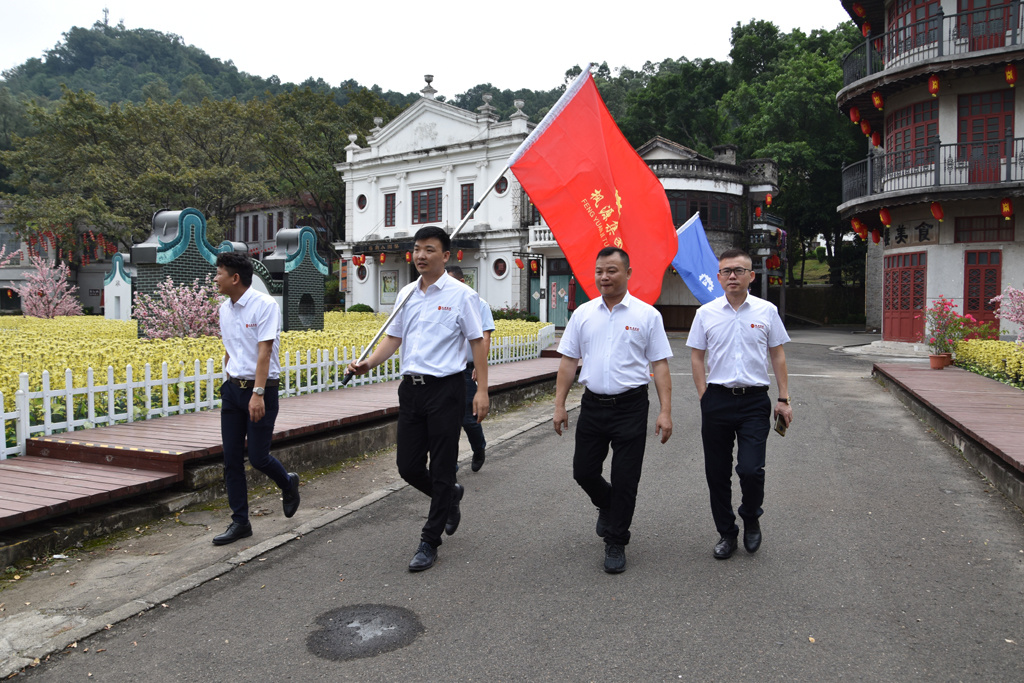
[14,330,1024,681]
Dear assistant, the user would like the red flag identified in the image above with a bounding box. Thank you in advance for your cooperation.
[508,69,677,304]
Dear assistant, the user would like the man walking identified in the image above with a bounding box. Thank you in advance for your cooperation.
[553,247,673,574]
[446,265,495,472]
[212,252,300,545]
[346,226,489,572]
[688,248,793,559]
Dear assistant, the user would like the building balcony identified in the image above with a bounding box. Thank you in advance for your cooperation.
[646,158,778,189]
[840,137,1024,213]
[841,2,1024,93]
[527,225,556,248]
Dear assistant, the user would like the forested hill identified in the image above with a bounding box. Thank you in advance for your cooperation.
[0,18,420,108]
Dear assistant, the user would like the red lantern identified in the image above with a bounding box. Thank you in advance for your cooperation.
[861,21,871,38]
[878,207,892,227]
[1006,63,1018,88]
[405,251,412,263]
[930,202,944,222]
[849,106,861,124]
[871,229,881,244]
[852,3,866,18]
[928,74,940,97]
[515,257,524,269]
[457,249,463,262]
[378,252,386,264]
[860,119,871,137]
[530,260,539,275]
[851,217,864,234]
[871,91,884,110]
[765,193,773,207]
[1001,198,1014,221]
[871,131,882,147]
[755,206,762,219]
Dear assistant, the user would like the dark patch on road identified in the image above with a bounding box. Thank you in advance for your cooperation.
[307,604,424,661]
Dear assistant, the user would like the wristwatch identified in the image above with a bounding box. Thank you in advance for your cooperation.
[254,386,266,396]
[777,397,790,404]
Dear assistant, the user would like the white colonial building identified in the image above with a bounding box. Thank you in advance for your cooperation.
[336,77,780,327]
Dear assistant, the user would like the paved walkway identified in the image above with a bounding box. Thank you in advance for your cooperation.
[2,330,1022,679]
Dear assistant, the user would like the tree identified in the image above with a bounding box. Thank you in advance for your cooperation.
[13,255,83,317]
[133,275,221,339]
[0,89,274,248]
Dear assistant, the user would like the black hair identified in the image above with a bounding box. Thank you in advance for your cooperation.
[445,265,465,279]
[718,248,752,265]
[596,246,630,269]
[413,226,451,252]
[216,251,253,287]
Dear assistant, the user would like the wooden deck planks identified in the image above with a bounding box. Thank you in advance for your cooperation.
[874,364,1024,473]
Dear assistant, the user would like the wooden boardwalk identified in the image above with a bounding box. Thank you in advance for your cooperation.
[0,357,563,532]
[873,363,1024,474]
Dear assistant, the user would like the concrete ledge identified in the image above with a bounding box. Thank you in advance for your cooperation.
[0,376,557,569]
[873,371,1024,511]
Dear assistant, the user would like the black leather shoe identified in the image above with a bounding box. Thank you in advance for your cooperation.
[596,507,609,538]
[445,483,464,535]
[471,451,485,472]
[744,526,762,553]
[282,473,300,518]
[713,536,738,559]
[213,521,252,546]
[604,543,626,574]
[408,541,437,572]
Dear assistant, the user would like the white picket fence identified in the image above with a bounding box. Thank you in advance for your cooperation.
[0,325,556,459]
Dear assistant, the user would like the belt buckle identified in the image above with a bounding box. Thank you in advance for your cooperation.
[730,386,744,395]
[411,375,426,385]
[238,379,250,389]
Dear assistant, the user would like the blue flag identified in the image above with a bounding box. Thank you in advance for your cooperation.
[671,213,724,304]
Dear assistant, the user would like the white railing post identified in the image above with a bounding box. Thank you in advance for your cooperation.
[160,361,169,416]
[144,363,153,417]
[87,367,96,425]
[64,368,74,433]
[42,370,53,435]
[15,375,29,456]
[106,366,116,426]
[126,364,134,422]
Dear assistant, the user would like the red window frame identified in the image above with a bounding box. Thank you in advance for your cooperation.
[957,89,1014,183]
[411,188,442,225]
[887,0,941,56]
[384,193,396,228]
[266,212,274,240]
[886,100,937,168]
[460,183,474,219]
[954,215,1015,242]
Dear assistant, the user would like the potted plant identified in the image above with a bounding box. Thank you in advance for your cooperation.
[923,295,961,368]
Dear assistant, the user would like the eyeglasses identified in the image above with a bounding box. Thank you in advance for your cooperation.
[719,267,751,276]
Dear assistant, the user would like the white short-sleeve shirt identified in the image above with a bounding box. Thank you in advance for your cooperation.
[557,291,673,396]
[463,298,496,363]
[686,294,790,388]
[220,287,281,380]
[386,272,484,377]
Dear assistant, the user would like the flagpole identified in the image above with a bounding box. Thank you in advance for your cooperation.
[342,64,593,385]
[340,164,511,385]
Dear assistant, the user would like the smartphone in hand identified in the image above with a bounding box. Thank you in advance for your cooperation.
[773,413,787,437]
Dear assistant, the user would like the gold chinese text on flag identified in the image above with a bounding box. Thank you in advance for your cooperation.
[508,69,677,304]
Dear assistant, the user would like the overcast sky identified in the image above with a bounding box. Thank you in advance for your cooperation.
[1,1,854,96]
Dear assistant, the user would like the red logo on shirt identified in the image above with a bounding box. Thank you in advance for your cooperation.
[438,306,452,311]
[625,325,639,332]
[245,323,258,329]
[750,323,765,329]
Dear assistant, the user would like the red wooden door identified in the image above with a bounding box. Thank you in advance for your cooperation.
[883,252,927,342]
[958,90,1014,183]
[964,250,1002,326]
[957,0,1012,51]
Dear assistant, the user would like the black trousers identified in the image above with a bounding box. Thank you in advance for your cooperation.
[220,381,289,525]
[396,373,464,547]
[572,387,649,546]
[461,365,486,456]
[700,385,771,537]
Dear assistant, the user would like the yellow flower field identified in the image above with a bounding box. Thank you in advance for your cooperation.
[0,312,551,410]
[954,339,1024,386]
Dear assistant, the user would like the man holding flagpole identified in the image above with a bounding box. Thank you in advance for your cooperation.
[346,226,489,572]
[553,247,673,574]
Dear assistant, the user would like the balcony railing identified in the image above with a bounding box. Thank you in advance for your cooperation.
[841,136,1024,204]
[842,2,1023,88]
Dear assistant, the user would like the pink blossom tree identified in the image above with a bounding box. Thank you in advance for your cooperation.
[992,287,1024,344]
[13,255,83,317]
[133,275,223,339]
